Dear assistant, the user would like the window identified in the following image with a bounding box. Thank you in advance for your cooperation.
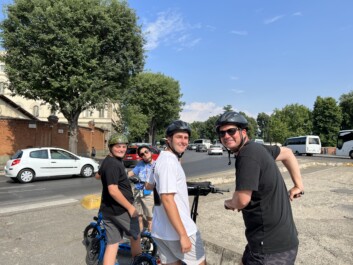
[30,150,49,159]
[0,64,5,72]
[99,108,104,118]
[33,105,39,117]
[50,149,76,159]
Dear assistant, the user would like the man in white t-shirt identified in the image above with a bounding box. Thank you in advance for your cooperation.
[146,120,206,265]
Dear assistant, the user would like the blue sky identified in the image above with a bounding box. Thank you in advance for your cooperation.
[1,1,353,122]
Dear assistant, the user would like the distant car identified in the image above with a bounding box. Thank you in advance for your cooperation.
[187,144,197,150]
[196,144,207,152]
[254,139,265,145]
[123,145,160,168]
[4,147,99,183]
[208,145,223,155]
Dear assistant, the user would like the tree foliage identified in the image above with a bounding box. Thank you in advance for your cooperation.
[122,72,183,144]
[339,90,353,130]
[312,96,342,146]
[257,112,270,140]
[0,0,144,152]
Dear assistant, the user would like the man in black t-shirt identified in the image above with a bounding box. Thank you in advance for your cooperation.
[215,112,304,265]
[97,133,141,265]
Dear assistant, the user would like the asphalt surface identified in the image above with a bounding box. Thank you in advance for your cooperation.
[0,160,353,264]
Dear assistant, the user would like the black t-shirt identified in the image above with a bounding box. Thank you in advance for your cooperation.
[235,141,299,254]
[98,155,133,216]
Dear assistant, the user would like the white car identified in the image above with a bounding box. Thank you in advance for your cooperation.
[208,145,223,155]
[4,147,99,183]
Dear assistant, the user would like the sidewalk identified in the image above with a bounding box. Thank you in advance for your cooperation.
[0,162,353,264]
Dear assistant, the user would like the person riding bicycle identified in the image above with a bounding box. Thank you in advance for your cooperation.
[215,111,304,265]
[146,120,206,265]
[97,133,142,265]
[128,145,155,232]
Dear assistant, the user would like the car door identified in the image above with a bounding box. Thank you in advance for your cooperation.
[49,149,80,176]
[27,149,51,177]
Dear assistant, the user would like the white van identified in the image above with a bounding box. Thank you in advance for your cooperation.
[283,135,321,156]
[193,139,211,149]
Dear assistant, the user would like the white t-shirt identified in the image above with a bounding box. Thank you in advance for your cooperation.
[147,151,197,240]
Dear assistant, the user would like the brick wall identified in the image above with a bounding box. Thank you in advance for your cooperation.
[0,118,107,162]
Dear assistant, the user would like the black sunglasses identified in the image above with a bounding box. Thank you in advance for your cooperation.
[218,128,239,138]
[139,150,150,157]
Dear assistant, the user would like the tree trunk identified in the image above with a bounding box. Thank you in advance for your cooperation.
[149,119,156,144]
[68,113,80,154]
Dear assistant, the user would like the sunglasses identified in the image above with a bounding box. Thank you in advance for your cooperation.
[218,128,239,138]
[139,150,150,157]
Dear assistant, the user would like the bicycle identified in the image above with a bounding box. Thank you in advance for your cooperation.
[84,176,158,265]
[83,211,158,265]
[84,181,228,265]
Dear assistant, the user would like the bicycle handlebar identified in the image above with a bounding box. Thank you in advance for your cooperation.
[187,181,229,196]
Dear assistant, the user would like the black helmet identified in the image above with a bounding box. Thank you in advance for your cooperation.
[137,145,151,155]
[215,111,248,132]
[166,120,191,137]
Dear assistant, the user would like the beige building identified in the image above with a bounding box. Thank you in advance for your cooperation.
[0,57,119,137]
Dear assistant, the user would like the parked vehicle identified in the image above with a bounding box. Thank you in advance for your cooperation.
[208,145,223,155]
[336,129,353,158]
[188,144,197,150]
[123,145,160,168]
[253,138,265,145]
[283,135,321,156]
[4,147,99,183]
[195,144,207,152]
[193,139,211,149]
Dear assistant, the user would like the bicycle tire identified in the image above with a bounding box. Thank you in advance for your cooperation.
[131,254,156,265]
[140,234,157,257]
[83,224,99,247]
[86,237,100,265]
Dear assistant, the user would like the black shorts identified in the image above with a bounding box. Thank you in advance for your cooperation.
[242,245,298,265]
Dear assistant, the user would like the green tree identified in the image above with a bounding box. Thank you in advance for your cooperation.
[339,90,353,129]
[0,0,144,153]
[312,96,342,146]
[257,112,270,141]
[202,115,220,142]
[281,104,313,136]
[239,112,257,139]
[190,121,203,142]
[223,105,233,112]
[122,72,183,144]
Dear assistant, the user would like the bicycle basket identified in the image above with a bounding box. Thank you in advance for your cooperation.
[187,181,212,196]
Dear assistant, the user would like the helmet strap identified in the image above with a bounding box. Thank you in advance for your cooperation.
[166,138,184,159]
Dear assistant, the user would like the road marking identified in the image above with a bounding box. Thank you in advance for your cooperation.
[0,188,46,194]
[0,198,78,214]
[0,184,36,190]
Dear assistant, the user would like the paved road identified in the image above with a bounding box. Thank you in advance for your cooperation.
[0,162,352,265]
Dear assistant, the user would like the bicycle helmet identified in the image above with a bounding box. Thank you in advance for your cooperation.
[215,111,248,133]
[108,133,129,147]
[165,120,191,137]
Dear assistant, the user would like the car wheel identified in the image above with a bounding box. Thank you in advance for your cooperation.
[81,165,94,178]
[349,151,353,159]
[17,169,35,183]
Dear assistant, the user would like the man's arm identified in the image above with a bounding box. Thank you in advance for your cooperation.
[127,170,135,178]
[160,193,192,253]
[108,184,138,217]
[224,190,252,211]
[276,147,304,200]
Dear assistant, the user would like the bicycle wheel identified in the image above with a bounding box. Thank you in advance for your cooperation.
[140,234,157,257]
[83,224,99,247]
[131,254,156,265]
[86,237,100,265]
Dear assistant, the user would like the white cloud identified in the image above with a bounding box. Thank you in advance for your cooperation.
[231,89,244,94]
[230,30,248,36]
[180,102,223,123]
[143,10,201,51]
[292,12,303,16]
[230,76,239,80]
[264,15,285,25]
